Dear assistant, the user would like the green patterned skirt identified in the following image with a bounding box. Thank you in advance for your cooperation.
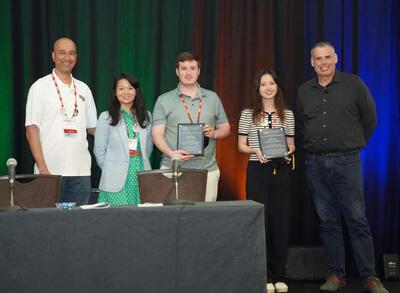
[98,155,144,206]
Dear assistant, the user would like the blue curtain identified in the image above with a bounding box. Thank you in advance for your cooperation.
[304,0,400,258]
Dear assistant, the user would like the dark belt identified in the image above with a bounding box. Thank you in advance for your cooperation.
[308,149,359,157]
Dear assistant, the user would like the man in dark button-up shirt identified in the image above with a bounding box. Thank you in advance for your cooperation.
[297,42,387,293]
[297,70,377,152]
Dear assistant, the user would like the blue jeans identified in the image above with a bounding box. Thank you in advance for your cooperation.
[60,176,91,206]
[305,151,376,279]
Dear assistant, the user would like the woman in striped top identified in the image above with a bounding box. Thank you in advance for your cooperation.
[238,68,294,293]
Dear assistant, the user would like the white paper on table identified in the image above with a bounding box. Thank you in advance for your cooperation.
[138,203,164,207]
[80,202,111,209]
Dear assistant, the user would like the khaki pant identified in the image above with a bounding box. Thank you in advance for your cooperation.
[205,168,220,202]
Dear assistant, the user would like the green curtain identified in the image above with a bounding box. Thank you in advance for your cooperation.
[0,0,198,175]
[0,0,13,169]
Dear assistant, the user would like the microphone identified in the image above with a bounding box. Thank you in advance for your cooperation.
[6,158,17,187]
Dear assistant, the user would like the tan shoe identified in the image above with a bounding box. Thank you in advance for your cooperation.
[320,275,345,291]
[363,277,389,293]
[266,282,275,293]
[274,282,288,292]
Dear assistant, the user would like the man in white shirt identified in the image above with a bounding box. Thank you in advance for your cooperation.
[25,37,97,205]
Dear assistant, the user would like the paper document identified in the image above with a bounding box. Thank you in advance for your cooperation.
[80,202,111,209]
[138,203,164,207]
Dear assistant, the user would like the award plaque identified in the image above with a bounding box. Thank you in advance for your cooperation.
[258,127,288,159]
[177,123,205,156]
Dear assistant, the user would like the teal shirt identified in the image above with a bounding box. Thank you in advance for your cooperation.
[152,85,229,171]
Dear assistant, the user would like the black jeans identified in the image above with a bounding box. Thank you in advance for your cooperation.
[246,160,293,283]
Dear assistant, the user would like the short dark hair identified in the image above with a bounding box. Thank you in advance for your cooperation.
[175,52,201,69]
[311,41,335,56]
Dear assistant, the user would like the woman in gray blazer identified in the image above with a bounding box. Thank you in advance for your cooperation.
[94,73,152,205]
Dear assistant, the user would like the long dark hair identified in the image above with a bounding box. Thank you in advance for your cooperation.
[108,73,149,128]
[251,68,287,124]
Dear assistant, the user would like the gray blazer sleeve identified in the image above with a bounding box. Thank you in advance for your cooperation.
[94,112,110,170]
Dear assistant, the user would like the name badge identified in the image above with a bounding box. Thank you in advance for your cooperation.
[64,128,78,137]
[128,138,138,156]
[63,121,78,137]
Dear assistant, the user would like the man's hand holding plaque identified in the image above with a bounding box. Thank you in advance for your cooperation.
[257,127,288,159]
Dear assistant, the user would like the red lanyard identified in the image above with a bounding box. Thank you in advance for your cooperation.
[179,94,202,123]
[260,111,276,128]
[52,72,78,120]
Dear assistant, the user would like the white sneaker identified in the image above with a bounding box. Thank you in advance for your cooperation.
[266,283,275,293]
[274,282,288,292]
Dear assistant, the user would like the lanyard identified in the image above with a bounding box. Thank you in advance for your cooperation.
[52,72,78,121]
[131,114,139,138]
[179,94,202,123]
[123,110,139,138]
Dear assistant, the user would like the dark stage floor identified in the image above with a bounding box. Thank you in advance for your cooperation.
[285,279,399,292]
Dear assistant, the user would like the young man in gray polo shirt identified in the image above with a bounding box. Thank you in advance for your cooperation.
[152,52,230,202]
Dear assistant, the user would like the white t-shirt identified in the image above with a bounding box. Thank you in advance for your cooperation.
[25,69,97,176]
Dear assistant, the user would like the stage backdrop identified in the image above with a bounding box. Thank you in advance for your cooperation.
[0,0,399,276]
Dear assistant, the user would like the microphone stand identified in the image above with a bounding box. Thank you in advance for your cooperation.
[0,178,25,212]
[164,166,194,206]
[1,158,26,212]
[174,172,179,200]
[10,182,15,207]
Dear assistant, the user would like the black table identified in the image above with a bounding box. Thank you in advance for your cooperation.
[0,201,266,293]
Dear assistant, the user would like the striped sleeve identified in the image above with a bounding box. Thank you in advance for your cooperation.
[238,109,253,135]
[284,109,295,136]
